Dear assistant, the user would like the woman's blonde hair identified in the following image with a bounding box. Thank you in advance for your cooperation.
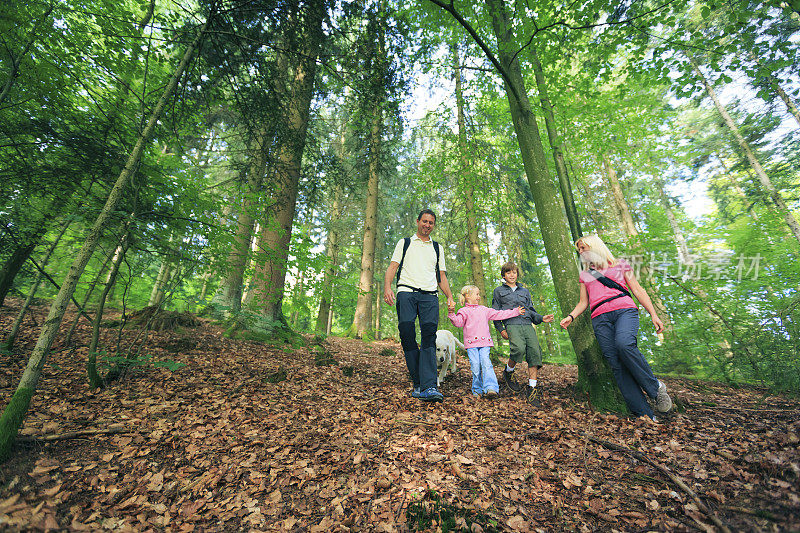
[575,234,617,270]
[458,285,480,305]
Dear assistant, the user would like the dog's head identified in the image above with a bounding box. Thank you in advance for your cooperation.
[435,344,448,368]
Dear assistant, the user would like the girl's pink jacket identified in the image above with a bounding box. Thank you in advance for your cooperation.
[448,304,521,348]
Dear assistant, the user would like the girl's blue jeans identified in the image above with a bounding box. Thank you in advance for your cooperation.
[592,308,659,417]
[466,346,500,395]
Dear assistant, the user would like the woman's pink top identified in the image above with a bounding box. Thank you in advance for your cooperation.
[448,305,521,348]
[578,259,638,319]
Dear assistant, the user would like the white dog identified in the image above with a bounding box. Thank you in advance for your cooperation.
[435,330,463,385]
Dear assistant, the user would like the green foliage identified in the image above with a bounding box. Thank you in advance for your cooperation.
[406,490,498,532]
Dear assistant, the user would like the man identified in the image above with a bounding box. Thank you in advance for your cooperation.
[384,209,456,402]
[492,261,554,406]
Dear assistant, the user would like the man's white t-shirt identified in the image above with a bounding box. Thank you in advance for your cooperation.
[390,234,447,293]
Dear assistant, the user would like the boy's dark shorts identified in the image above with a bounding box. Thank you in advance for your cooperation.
[506,324,543,367]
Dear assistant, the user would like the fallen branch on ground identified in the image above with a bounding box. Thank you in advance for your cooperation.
[17,425,130,442]
[576,430,733,533]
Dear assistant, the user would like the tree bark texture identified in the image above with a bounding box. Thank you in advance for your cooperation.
[248,0,324,324]
[0,11,214,462]
[486,0,624,411]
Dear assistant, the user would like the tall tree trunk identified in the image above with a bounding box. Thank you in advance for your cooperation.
[749,52,800,129]
[248,0,324,325]
[3,221,71,351]
[453,44,487,304]
[349,106,382,338]
[688,54,800,244]
[530,45,582,242]
[0,11,214,462]
[211,128,272,315]
[485,0,624,410]
[601,153,672,337]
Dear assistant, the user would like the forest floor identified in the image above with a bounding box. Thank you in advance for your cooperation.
[0,300,799,532]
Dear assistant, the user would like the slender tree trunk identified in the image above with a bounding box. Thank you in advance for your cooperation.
[3,222,71,351]
[349,105,382,338]
[602,153,672,337]
[0,11,214,462]
[87,231,131,389]
[749,52,800,129]
[62,250,115,347]
[315,183,342,333]
[453,44,487,304]
[688,54,800,244]
[486,0,624,410]
[148,261,171,307]
[248,0,324,325]
[530,45,582,242]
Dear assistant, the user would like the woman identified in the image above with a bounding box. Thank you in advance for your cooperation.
[560,235,672,420]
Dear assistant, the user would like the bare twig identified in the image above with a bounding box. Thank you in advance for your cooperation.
[17,425,130,442]
[577,431,733,533]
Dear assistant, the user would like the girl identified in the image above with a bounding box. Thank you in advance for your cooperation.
[559,235,672,420]
[448,285,524,398]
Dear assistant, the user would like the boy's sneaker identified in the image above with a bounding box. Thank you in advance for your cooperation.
[484,390,498,399]
[503,369,522,392]
[525,385,542,407]
[655,380,672,413]
[411,388,421,398]
[418,387,443,402]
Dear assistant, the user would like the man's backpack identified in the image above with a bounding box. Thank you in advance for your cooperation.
[396,237,440,293]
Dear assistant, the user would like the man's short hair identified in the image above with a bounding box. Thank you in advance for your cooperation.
[501,261,519,277]
[417,209,436,222]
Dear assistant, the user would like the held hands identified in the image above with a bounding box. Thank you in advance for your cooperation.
[447,300,456,313]
[501,330,509,340]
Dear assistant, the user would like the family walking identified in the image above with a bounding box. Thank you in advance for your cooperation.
[384,210,672,421]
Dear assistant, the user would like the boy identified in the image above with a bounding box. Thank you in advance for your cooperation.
[491,262,554,406]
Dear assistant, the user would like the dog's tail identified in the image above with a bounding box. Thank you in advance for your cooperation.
[453,337,464,350]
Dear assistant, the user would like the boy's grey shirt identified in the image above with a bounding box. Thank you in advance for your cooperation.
[491,283,544,332]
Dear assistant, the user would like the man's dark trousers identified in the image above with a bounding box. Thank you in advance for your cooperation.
[396,291,439,391]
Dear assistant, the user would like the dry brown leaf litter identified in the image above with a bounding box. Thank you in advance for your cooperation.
[0,301,798,532]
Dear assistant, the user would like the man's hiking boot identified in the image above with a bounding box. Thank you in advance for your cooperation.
[411,388,421,398]
[484,390,498,399]
[655,380,672,413]
[418,387,443,402]
[503,369,522,392]
[525,385,542,407]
